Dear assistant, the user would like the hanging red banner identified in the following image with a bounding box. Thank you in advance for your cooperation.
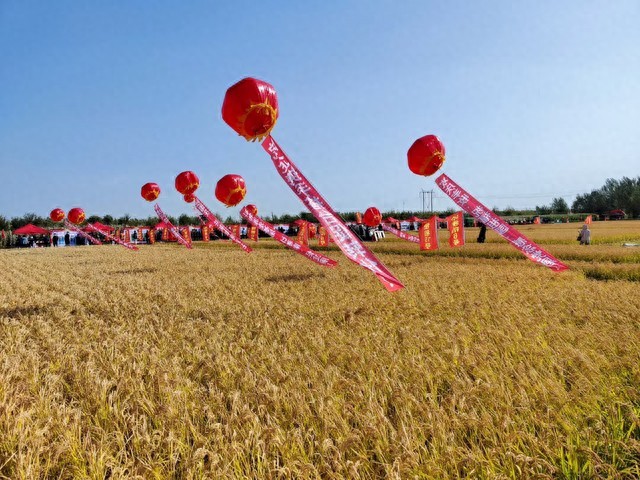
[248,226,258,242]
[436,173,568,271]
[153,204,192,249]
[137,227,144,242]
[230,224,241,240]
[381,224,420,244]
[240,206,336,267]
[124,229,130,243]
[446,212,465,248]
[192,197,251,253]
[149,229,155,244]
[202,225,210,242]
[86,223,138,250]
[318,226,329,247]
[419,216,439,251]
[296,221,309,246]
[262,135,403,291]
[63,220,102,245]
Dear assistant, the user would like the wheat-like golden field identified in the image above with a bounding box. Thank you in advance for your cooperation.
[1,221,639,479]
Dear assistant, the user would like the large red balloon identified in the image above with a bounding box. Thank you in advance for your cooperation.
[141,182,161,202]
[183,193,195,203]
[175,171,200,195]
[50,208,65,222]
[215,174,247,207]
[67,207,86,225]
[407,135,446,177]
[363,207,382,227]
[244,204,258,216]
[222,77,279,141]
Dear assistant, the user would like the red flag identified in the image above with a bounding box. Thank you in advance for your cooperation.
[149,229,156,244]
[248,225,258,242]
[419,216,439,251]
[318,226,329,247]
[296,221,309,246]
[447,212,465,248]
[230,224,240,240]
[533,216,541,225]
[124,229,131,243]
[355,212,362,224]
[584,215,592,224]
[202,225,210,242]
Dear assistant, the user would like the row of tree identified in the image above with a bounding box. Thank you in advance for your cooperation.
[571,177,640,218]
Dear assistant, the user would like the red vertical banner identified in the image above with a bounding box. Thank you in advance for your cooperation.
[231,224,240,240]
[355,212,362,224]
[248,226,258,242]
[296,221,308,246]
[115,228,120,240]
[202,225,210,242]
[138,227,143,241]
[419,216,439,251]
[181,227,191,243]
[149,229,155,244]
[533,216,541,225]
[124,229,130,243]
[447,211,465,248]
[318,226,329,247]
[163,227,169,242]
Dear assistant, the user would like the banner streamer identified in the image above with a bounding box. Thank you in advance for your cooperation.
[381,224,420,244]
[192,197,252,253]
[436,173,568,271]
[64,220,102,245]
[262,135,403,291]
[153,204,192,249]
[240,206,336,267]
[419,216,439,251]
[446,212,465,248]
[86,223,138,250]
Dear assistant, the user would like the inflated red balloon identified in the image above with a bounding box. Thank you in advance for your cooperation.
[67,207,86,225]
[141,182,161,202]
[222,77,279,141]
[215,174,247,207]
[50,208,65,222]
[363,207,382,227]
[183,193,195,203]
[244,204,258,216]
[175,171,200,195]
[408,135,446,177]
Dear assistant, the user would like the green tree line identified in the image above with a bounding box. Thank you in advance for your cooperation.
[571,177,640,218]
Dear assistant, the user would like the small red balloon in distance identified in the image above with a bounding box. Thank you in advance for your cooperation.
[67,207,85,225]
[215,174,247,207]
[244,204,258,216]
[363,207,382,227]
[141,182,161,202]
[407,135,446,177]
[50,208,65,222]
[183,193,195,203]
[175,171,200,195]
[222,77,279,141]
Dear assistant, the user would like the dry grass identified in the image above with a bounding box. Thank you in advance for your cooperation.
[1,221,639,479]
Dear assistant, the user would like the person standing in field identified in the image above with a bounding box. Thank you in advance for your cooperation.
[578,224,591,245]
[477,222,487,243]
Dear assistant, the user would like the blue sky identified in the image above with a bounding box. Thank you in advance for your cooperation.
[1,1,638,219]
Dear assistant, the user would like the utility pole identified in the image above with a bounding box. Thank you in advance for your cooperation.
[420,189,434,214]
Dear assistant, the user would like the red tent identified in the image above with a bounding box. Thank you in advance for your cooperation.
[154,221,172,229]
[91,221,114,233]
[406,216,423,222]
[13,224,49,235]
[383,217,400,223]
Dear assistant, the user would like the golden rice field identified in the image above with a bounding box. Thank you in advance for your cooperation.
[1,221,639,479]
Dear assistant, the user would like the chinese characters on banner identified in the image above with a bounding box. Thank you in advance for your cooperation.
[318,226,329,247]
[149,229,155,244]
[162,227,169,242]
[230,224,240,240]
[240,206,336,267]
[153,204,192,249]
[86,223,138,250]
[202,225,210,242]
[381,224,420,243]
[436,173,568,271]
[447,212,465,247]
[192,197,251,253]
[262,135,403,292]
[124,229,130,243]
[63,220,103,245]
[138,227,144,242]
[248,226,258,242]
[419,216,439,251]
[296,221,309,246]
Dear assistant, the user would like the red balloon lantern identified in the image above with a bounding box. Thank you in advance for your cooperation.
[175,171,200,195]
[67,207,86,225]
[183,193,195,203]
[141,182,161,202]
[245,204,258,216]
[215,174,247,207]
[363,207,382,227]
[222,77,279,141]
[50,208,65,222]
[407,135,446,177]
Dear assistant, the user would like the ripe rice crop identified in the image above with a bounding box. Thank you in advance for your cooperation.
[1,221,639,478]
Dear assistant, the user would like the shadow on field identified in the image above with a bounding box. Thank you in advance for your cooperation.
[265,273,324,283]
[0,305,49,317]
[111,268,158,275]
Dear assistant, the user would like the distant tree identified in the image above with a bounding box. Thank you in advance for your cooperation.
[102,215,114,225]
[572,176,640,217]
[117,214,132,226]
[224,215,236,224]
[178,214,192,226]
[502,206,515,216]
[550,197,569,214]
[535,204,552,215]
[87,215,101,224]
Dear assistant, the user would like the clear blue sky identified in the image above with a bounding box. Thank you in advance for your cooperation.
[1,1,638,219]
